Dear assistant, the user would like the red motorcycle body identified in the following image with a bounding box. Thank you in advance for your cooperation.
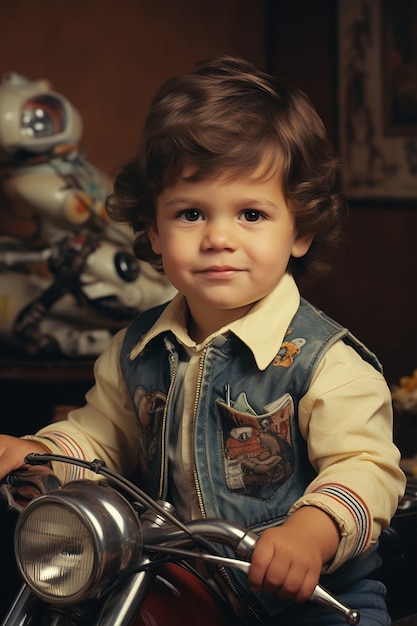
[134,563,232,626]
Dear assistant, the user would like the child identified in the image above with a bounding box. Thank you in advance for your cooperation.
[0,56,405,625]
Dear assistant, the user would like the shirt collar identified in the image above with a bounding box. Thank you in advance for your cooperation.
[129,273,300,370]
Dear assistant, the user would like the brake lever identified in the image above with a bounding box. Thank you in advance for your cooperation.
[201,557,359,624]
[310,585,360,625]
[144,546,359,625]
[204,556,360,625]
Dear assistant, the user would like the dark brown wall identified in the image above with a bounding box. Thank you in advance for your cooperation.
[268,0,417,384]
[0,0,266,176]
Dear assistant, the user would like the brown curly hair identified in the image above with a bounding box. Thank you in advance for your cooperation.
[106,55,348,278]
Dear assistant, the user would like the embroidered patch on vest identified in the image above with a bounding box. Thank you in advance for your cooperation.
[273,332,306,368]
[133,385,166,475]
[218,392,295,498]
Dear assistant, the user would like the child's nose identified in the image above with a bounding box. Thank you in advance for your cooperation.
[202,219,237,250]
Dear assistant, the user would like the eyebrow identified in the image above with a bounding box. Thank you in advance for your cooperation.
[164,197,197,206]
[164,196,279,208]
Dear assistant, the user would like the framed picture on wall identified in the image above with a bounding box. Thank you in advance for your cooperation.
[338,0,417,203]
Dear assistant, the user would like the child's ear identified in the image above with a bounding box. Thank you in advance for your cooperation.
[147,223,162,254]
[291,233,314,258]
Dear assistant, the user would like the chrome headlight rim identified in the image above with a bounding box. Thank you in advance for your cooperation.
[14,480,142,605]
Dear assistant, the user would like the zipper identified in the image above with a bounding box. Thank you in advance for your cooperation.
[218,565,265,625]
[157,348,177,500]
[192,346,207,517]
[191,348,264,625]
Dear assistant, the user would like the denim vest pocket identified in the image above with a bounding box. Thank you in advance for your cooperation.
[216,392,295,501]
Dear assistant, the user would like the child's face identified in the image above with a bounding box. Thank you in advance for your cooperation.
[149,167,312,337]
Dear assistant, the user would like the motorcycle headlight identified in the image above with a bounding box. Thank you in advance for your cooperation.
[14,480,142,605]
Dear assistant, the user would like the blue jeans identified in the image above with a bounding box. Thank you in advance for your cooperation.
[270,579,390,626]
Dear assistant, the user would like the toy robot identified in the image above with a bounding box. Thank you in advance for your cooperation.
[0,72,176,358]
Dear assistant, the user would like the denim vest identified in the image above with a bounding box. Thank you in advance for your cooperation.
[120,298,383,621]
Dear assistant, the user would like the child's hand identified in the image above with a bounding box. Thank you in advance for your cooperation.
[248,506,340,603]
[0,435,49,479]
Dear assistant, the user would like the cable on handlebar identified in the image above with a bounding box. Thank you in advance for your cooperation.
[24,453,224,558]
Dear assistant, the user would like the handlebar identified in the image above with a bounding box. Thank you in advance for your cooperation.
[141,516,359,625]
[1,454,360,624]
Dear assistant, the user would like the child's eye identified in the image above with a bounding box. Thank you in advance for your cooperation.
[178,209,203,222]
[241,209,265,222]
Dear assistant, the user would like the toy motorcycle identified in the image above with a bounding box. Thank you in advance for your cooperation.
[0,453,361,626]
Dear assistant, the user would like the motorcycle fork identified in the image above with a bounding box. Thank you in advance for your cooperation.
[1,562,157,626]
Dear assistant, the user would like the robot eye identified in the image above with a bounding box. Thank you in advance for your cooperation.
[114,251,140,282]
[20,95,67,139]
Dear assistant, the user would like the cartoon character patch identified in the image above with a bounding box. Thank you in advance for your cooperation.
[218,392,295,499]
[273,330,306,368]
[133,385,166,474]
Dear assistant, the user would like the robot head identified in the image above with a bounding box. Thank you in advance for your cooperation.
[0,72,83,156]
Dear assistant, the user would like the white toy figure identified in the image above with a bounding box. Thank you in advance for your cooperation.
[0,72,176,357]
